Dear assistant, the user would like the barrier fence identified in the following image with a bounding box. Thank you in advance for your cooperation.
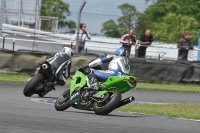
[1,34,195,61]
[1,50,200,84]
[0,1,199,61]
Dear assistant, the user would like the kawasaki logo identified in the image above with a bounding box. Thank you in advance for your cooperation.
[70,92,79,100]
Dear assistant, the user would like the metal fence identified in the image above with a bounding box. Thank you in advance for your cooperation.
[0,1,199,61]
[4,9,58,32]
[1,32,198,61]
[0,33,73,52]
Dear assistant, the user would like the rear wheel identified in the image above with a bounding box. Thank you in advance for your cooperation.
[38,92,48,97]
[55,90,71,111]
[23,74,44,97]
[93,88,121,115]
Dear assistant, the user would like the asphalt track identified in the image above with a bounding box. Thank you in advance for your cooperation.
[0,82,200,133]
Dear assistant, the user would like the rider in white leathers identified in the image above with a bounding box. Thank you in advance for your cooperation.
[85,47,130,91]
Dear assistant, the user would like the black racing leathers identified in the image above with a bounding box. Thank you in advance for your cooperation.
[46,52,71,86]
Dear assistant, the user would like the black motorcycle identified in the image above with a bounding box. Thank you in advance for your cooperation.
[23,61,58,97]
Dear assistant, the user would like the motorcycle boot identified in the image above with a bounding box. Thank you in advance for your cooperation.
[86,71,99,95]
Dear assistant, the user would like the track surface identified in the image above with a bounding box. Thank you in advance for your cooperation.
[0,82,200,133]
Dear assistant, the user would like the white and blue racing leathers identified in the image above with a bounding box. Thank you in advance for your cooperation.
[88,55,130,81]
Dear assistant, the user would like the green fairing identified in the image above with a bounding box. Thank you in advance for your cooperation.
[70,71,87,95]
[70,69,137,96]
[97,75,137,95]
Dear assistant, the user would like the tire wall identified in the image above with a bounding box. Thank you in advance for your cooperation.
[0,50,97,74]
[1,50,200,84]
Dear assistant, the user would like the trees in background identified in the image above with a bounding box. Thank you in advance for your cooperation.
[137,0,200,43]
[41,0,200,43]
[40,0,76,33]
[102,0,200,43]
[101,3,138,38]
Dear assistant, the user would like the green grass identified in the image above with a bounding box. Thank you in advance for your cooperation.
[118,104,200,120]
[0,73,71,85]
[0,73,30,83]
[0,73,200,93]
[136,82,200,93]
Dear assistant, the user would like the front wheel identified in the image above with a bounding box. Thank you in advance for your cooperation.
[23,73,44,97]
[54,90,71,111]
[93,88,121,115]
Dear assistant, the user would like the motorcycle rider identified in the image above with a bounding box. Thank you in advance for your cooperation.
[84,47,130,93]
[35,47,73,88]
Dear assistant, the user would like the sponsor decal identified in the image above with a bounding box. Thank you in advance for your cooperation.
[70,92,80,100]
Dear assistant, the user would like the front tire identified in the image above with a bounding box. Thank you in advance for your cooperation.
[55,90,71,111]
[93,88,121,115]
[23,74,44,97]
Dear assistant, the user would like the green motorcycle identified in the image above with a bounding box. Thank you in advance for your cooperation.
[54,65,137,115]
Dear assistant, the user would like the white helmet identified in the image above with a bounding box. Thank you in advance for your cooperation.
[62,47,74,57]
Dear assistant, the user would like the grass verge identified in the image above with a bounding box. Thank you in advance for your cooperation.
[118,104,200,120]
[0,73,200,93]
[0,73,30,83]
[0,73,71,85]
[137,82,200,93]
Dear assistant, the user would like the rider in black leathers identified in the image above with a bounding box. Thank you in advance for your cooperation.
[34,47,73,87]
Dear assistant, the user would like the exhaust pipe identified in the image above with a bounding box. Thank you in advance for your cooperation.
[117,96,135,108]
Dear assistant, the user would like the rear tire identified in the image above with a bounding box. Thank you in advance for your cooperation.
[93,88,121,115]
[23,74,44,97]
[38,92,48,97]
[55,90,71,111]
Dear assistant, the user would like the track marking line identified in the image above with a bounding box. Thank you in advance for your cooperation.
[116,110,200,122]
[31,98,56,105]
[30,98,200,122]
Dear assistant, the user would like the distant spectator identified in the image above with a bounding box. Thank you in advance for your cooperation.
[120,29,136,56]
[74,23,91,53]
[178,32,193,60]
[137,29,153,58]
